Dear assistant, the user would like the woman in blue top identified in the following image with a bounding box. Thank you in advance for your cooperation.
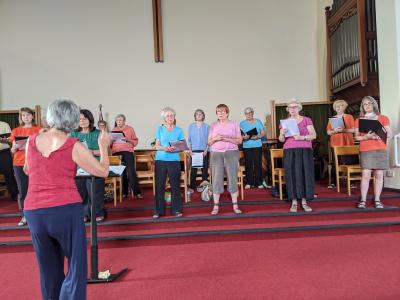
[188,109,209,193]
[239,107,265,189]
[153,107,185,218]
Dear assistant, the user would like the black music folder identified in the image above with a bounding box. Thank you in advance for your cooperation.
[169,140,189,151]
[15,136,28,141]
[359,118,387,143]
[240,127,258,137]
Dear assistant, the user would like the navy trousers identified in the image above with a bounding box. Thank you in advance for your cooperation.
[25,203,87,300]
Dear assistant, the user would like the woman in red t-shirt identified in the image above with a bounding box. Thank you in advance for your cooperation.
[9,107,41,226]
[354,96,391,209]
[24,99,110,299]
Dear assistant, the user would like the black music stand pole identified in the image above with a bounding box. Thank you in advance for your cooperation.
[87,175,128,283]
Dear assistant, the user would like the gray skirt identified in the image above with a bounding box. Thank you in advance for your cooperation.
[360,150,389,170]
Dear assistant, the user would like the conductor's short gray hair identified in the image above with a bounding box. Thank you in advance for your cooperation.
[46,99,80,132]
[161,107,176,118]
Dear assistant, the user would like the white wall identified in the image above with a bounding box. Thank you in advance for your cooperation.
[376,0,400,189]
[0,0,325,148]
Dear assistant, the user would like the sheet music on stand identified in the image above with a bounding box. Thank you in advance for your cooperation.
[76,165,126,177]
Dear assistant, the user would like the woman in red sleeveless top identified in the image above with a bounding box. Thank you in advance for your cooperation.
[24,99,110,300]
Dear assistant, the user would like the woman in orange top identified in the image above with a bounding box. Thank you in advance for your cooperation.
[326,99,355,188]
[354,96,391,209]
[9,107,41,226]
[327,99,355,146]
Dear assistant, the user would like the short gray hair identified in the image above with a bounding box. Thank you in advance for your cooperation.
[286,98,303,112]
[115,114,126,121]
[244,107,254,114]
[161,107,176,119]
[46,99,80,132]
[332,99,348,111]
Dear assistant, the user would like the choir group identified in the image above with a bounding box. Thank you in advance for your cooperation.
[0,96,391,299]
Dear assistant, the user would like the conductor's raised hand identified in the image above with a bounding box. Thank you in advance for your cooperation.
[98,130,111,149]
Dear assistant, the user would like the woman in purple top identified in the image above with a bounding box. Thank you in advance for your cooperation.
[208,104,243,215]
[278,99,317,213]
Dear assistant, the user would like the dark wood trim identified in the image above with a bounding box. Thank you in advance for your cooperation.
[152,0,163,63]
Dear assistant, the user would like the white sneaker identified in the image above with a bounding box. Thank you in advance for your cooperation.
[18,217,27,226]
[245,185,251,189]
[257,185,264,189]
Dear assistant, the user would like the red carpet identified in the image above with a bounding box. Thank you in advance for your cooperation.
[0,182,400,299]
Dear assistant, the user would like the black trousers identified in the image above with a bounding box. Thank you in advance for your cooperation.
[189,151,209,189]
[14,166,28,212]
[75,177,106,217]
[0,149,18,200]
[243,147,263,186]
[154,160,182,215]
[283,148,315,201]
[113,151,141,196]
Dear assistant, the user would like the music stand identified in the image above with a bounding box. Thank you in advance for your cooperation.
[78,174,128,283]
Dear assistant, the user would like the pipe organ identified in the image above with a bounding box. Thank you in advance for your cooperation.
[325,0,379,102]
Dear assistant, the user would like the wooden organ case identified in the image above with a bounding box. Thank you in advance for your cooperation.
[325,0,379,104]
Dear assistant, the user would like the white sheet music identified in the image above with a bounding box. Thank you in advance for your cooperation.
[280,119,300,137]
[76,165,126,176]
[191,152,203,167]
[109,165,126,175]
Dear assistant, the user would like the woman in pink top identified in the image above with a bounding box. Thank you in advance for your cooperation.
[208,104,243,215]
[111,114,142,198]
[23,99,110,300]
[278,99,317,213]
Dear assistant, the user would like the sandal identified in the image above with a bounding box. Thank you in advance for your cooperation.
[233,203,242,214]
[95,216,105,223]
[290,202,298,213]
[301,203,313,212]
[211,205,219,215]
[357,200,366,209]
[374,201,384,209]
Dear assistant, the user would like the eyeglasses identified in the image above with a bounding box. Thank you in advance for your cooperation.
[287,106,299,109]
[363,102,373,106]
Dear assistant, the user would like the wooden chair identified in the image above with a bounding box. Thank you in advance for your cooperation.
[333,145,363,195]
[237,151,245,200]
[135,153,155,195]
[105,155,123,206]
[270,148,285,200]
